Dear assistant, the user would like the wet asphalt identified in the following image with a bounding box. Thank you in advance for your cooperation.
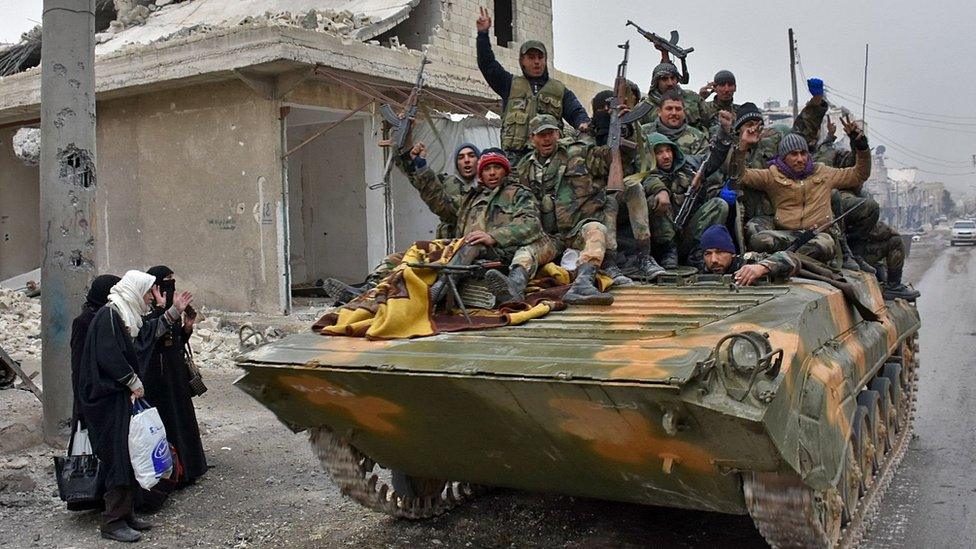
[862,243,976,548]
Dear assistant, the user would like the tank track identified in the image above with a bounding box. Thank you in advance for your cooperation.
[309,427,483,519]
[744,334,919,548]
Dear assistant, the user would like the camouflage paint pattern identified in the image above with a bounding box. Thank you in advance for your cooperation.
[236,272,920,514]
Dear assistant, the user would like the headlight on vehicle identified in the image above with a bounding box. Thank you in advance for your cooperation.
[705,331,784,402]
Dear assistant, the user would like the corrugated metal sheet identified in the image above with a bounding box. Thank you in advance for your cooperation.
[241,284,791,384]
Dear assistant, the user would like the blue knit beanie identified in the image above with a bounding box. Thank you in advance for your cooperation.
[700,225,736,254]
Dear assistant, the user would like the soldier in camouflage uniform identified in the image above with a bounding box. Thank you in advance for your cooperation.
[698,70,741,132]
[641,115,733,268]
[694,225,801,284]
[587,90,665,282]
[510,114,625,305]
[641,89,709,156]
[394,140,481,238]
[733,114,872,263]
[476,7,589,163]
[637,60,708,133]
[855,221,920,301]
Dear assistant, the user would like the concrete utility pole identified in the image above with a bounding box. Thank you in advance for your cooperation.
[40,0,97,443]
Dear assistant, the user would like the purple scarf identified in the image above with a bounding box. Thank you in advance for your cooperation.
[767,156,814,180]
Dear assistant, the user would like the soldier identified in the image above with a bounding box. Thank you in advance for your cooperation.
[855,221,921,301]
[641,89,709,156]
[637,59,707,132]
[641,112,733,268]
[476,7,589,164]
[733,115,872,262]
[695,225,800,285]
[588,90,664,282]
[395,140,481,238]
[323,140,482,303]
[511,114,625,305]
[699,70,740,130]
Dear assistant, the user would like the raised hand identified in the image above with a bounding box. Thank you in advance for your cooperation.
[717,110,734,134]
[826,115,837,139]
[173,290,193,314]
[699,82,715,99]
[738,123,762,150]
[410,141,428,160]
[151,285,166,307]
[476,6,492,32]
[840,114,860,136]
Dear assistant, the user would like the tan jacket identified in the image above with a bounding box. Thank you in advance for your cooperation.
[734,149,871,230]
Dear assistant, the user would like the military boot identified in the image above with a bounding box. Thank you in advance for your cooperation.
[601,250,634,286]
[633,249,666,281]
[661,244,679,270]
[839,236,861,271]
[563,263,614,306]
[323,278,371,305]
[882,265,920,301]
[484,266,530,303]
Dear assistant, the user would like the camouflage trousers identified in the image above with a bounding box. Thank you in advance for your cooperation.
[750,229,835,263]
[552,221,608,267]
[604,179,652,250]
[856,225,905,275]
[650,197,730,254]
[831,190,880,243]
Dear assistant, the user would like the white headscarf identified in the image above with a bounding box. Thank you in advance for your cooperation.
[107,270,157,335]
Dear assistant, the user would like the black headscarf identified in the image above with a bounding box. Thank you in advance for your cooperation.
[86,274,121,308]
[147,265,175,308]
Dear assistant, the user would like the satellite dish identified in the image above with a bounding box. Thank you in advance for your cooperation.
[876,145,886,155]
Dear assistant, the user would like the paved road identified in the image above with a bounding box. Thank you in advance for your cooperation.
[862,243,976,548]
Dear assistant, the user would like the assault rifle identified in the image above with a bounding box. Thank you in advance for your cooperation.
[626,21,695,60]
[371,52,431,190]
[606,41,652,192]
[673,155,710,231]
[786,199,867,253]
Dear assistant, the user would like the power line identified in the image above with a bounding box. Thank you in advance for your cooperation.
[884,157,975,177]
[826,84,976,121]
[827,87,976,129]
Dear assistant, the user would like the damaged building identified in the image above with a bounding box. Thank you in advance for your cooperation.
[0,0,604,313]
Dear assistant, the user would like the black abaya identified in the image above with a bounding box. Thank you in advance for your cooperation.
[142,319,208,484]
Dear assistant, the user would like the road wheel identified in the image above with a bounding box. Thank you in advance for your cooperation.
[851,405,874,493]
[870,377,897,452]
[882,363,907,430]
[858,390,885,469]
[840,438,861,525]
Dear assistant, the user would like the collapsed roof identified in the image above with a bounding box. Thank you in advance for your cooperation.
[0,0,423,76]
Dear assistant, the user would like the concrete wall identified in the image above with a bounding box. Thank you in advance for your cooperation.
[0,126,40,281]
[95,80,284,313]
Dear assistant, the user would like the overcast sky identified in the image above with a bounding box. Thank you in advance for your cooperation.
[3,0,975,197]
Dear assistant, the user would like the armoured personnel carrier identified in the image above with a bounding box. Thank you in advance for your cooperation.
[236,271,920,548]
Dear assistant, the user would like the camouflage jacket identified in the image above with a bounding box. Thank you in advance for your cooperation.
[516,141,611,237]
[395,153,477,238]
[700,98,740,133]
[637,87,707,133]
[420,172,544,251]
[640,131,729,207]
[640,120,709,158]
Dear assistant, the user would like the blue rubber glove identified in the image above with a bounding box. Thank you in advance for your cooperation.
[719,182,737,206]
[412,155,427,171]
[807,78,824,97]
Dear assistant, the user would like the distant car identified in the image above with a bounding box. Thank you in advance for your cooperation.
[950,219,976,246]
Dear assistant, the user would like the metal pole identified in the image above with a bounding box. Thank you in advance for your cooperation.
[788,28,798,119]
[862,44,869,122]
[40,0,97,444]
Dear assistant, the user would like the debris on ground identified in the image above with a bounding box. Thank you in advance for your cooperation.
[0,289,41,365]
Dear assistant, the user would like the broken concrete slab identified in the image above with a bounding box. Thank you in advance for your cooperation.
[0,388,43,454]
[11,127,39,166]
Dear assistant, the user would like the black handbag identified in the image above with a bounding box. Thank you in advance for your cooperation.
[184,342,207,397]
[54,422,103,506]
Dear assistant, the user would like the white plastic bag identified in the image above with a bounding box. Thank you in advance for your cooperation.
[70,421,93,455]
[560,248,581,272]
[128,398,172,490]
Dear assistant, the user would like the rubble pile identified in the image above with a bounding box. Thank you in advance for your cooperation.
[0,289,41,363]
[11,128,40,167]
[187,315,241,371]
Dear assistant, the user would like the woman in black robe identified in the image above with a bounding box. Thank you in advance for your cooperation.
[70,274,121,427]
[143,265,208,486]
[75,270,192,542]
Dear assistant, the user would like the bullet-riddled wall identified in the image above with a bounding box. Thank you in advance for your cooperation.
[0,126,40,281]
[95,80,284,313]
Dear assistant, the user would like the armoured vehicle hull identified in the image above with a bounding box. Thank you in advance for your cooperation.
[237,272,920,547]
